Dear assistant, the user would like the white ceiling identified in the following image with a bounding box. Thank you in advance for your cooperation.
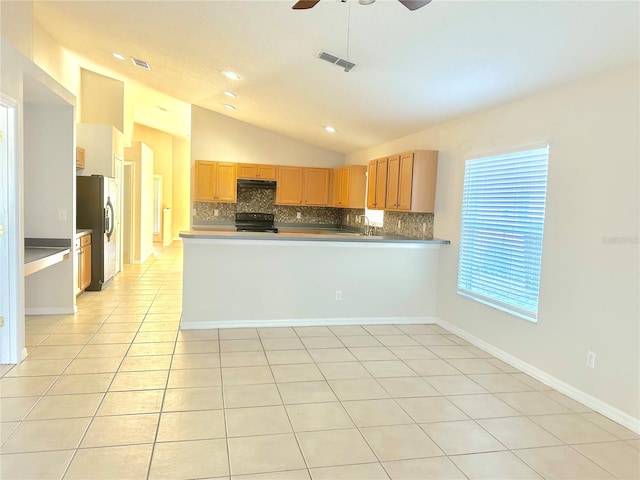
[34,0,639,154]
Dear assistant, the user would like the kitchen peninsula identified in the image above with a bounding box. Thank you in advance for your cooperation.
[179,230,448,329]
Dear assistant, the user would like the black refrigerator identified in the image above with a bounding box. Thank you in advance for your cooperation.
[76,175,118,290]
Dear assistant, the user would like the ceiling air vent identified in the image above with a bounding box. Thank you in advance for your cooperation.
[318,51,355,72]
[131,58,151,71]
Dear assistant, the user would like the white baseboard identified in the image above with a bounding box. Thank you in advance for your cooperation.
[181,316,437,330]
[25,307,75,315]
[436,317,640,435]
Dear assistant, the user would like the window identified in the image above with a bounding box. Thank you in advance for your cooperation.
[364,172,384,226]
[457,146,549,322]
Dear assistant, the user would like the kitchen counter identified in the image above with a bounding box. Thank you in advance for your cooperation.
[180,230,444,329]
[24,238,71,277]
[180,229,449,245]
[76,229,92,237]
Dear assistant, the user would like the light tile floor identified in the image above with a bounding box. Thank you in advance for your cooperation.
[1,242,639,479]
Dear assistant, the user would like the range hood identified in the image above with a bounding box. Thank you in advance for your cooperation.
[237,179,276,189]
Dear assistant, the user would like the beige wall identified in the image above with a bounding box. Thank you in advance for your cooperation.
[348,64,640,425]
[0,1,33,59]
[81,69,125,133]
[133,123,173,240]
[191,105,345,167]
[172,135,190,238]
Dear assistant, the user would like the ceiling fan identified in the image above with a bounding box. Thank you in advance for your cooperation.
[293,0,432,11]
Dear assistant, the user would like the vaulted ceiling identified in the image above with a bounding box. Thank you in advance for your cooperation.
[34,0,639,154]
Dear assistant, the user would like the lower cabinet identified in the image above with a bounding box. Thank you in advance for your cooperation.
[76,233,92,295]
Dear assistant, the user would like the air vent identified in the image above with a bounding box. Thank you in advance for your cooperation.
[318,51,355,72]
[131,58,151,71]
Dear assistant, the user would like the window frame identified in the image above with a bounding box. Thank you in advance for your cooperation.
[457,144,550,323]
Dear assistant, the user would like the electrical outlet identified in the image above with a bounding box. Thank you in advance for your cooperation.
[422,222,427,232]
[296,212,302,219]
[586,351,596,369]
[397,219,401,229]
[347,214,350,223]
[335,290,342,301]
[58,209,67,221]
[214,209,219,217]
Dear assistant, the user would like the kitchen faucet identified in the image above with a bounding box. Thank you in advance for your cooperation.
[358,215,374,236]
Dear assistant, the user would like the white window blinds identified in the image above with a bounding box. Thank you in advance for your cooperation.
[457,146,549,322]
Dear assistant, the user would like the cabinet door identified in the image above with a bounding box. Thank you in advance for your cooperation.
[276,166,304,205]
[304,168,331,206]
[81,244,92,290]
[332,168,343,207]
[375,159,388,210]
[386,155,400,209]
[215,162,237,202]
[194,161,217,201]
[237,163,258,179]
[256,165,277,180]
[340,167,350,207]
[397,152,414,210]
[367,161,377,209]
[75,240,82,295]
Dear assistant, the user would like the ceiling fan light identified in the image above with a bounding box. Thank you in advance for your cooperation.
[359,0,376,5]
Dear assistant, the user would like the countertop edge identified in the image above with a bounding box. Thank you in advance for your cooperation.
[179,230,450,245]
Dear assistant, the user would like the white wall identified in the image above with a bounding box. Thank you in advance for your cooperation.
[348,64,640,426]
[125,141,155,263]
[191,105,345,167]
[182,238,440,327]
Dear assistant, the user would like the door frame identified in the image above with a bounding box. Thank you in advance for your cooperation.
[0,93,22,364]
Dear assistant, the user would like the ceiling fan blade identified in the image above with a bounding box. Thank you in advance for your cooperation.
[292,0,321,9]
[398,0,432,11]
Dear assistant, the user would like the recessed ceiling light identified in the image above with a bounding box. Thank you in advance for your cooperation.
[112,53,126,60]
[324,126,337,133]
[222,71,241,80]
[157,106,168,112]
[223,91,237,98]
[223,104,236,110]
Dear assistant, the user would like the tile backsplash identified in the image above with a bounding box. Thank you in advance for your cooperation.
[193,187,435,238]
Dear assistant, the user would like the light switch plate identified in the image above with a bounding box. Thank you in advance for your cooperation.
[296,212,302,219]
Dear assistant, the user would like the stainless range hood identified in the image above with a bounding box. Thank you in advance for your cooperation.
[237,179,276,189]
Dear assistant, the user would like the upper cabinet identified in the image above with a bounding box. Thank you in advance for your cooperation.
[368,150,438,213]
[237,163,277,180]
[276,167,331,206]
[367,157,388,210]
[333,165,367,208]
[75,147,85,169]
[194,160,237,203]
[385,150,438,213]
[76,124,124,177]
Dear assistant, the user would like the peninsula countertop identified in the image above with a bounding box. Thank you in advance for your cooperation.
[180,229,449,245]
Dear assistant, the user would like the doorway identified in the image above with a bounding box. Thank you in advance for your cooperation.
[0,95,21,364]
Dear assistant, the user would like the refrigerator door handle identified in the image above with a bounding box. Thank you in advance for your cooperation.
[105,198,115,241]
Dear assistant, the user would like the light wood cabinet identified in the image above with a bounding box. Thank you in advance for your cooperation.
[333,165,367,208]
[276,166,331,206]
[385,150,438,213]
[276,166,304,205]
[75,147,85,169]
[237,163,277,180]
[76,233,92,295]
[194,160,237,203]
[367,157,388,210]
[304,168,331,206]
